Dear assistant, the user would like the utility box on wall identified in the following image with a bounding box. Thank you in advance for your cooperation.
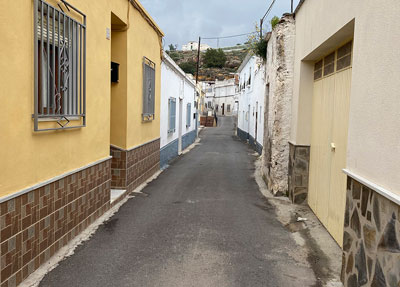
[111,62,119,83]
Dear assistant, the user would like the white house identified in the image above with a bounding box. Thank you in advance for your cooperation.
[212,78,237,116]
[182,41,211,52]
[237,53,265,154]
[160,51,197,168]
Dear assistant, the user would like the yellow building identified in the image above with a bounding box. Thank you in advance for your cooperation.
[0,0,163,285]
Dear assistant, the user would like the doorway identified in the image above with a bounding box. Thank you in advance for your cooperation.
[308,41,353,246]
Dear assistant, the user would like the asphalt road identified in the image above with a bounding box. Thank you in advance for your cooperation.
[40,116,316,287]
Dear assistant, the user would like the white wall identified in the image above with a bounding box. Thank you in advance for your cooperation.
[292,0,400,195]
[161,52,196,149]
[237,55,265,146]
[213,79,237,116]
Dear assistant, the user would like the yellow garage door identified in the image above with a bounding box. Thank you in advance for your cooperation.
[308,41,352,246]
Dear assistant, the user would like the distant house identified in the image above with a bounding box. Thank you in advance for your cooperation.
[237,53,265,155]
[182,41,210,52]
[212,79,237,116]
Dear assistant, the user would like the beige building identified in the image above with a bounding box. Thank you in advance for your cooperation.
[289,0,400,286]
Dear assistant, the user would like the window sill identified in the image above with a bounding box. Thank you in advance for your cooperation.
[35,116,81,122]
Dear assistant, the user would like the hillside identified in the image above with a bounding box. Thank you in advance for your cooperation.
[167,47,249,82]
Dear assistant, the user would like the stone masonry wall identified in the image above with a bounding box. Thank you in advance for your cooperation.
[288,143,310,204]
[262,14,295,196]
[341,176,400,287]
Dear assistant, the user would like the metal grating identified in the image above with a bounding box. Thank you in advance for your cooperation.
[142,57,156,121]
[33,0,86,131]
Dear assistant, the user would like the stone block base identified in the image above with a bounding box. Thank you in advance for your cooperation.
[288,143,310,204]
[0,159,111,287]
[110,139,160,193]
[341,176,400,287]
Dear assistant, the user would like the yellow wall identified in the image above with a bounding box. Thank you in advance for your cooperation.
[125,8,162,149]
[0,0,163,198]
[111,27,128,148]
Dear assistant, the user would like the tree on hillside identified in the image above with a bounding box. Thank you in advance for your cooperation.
[168,44,177,51]
[179,61,197,75]
[203,48,227,68]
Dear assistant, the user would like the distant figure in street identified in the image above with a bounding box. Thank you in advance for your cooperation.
[214,110,218,126]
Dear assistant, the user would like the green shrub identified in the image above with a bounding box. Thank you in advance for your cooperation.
[179,61,197,75]
[203,48,227,68]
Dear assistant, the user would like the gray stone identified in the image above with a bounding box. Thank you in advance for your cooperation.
[373,196,381,232]
[345,196,350,227]
[343,231,353,252]
[353,181,361,200]
[347,177,352,191]
[363,224,376,251]
[351,209,361,238]
[367,256,373,279]
[346,252,354,274]
[347,274,357,287]
[371,260,386,287]
[378,212,400,253]
[361,187,370,217]
[355,242,368,286]
[294,192,307,204]
[367,211,372,222]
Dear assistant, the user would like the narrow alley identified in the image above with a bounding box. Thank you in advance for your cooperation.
[39,117,316,287]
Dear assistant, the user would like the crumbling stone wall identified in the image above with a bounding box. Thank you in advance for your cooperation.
[262,14,295,196]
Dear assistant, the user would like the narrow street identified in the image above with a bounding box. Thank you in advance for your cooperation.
[39,117,316,287]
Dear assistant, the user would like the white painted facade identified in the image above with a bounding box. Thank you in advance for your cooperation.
[213,78,238,116]
[182,41,211,52]
[161,51,196,152]
[237,54,265,148]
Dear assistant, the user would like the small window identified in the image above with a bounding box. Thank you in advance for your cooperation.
[186,103,191,127]
[336,41,352,71]
[142,57,156,121]
[168,98,176,133]
[34,0,86,131]
[314,60,323,80]
[227,104,231,112]
[323,52,335,76]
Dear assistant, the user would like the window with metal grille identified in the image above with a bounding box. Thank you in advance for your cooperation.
[33,0,86,131]
[168,98,176,133]
[227,104,231,112]
[143,57,156,121]
[186,103,191,127]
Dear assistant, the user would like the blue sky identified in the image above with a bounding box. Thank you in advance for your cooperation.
[140,0,300,49]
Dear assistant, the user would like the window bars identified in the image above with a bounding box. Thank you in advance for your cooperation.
[168,98,176,133]
[33,0,86,131]
[186,103,191,127]
[142,57,156,121]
